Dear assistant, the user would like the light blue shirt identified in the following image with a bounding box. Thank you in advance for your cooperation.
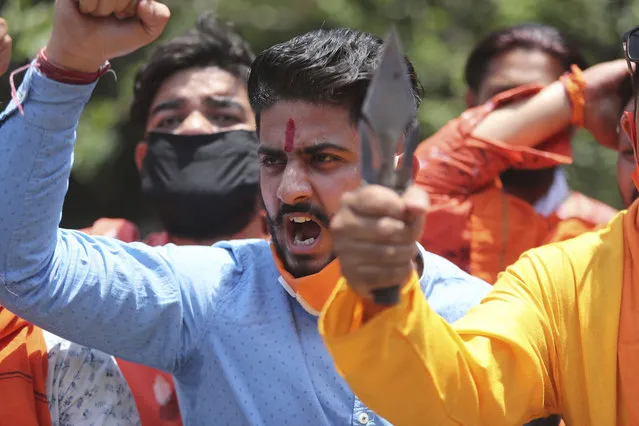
[0,67,491,425]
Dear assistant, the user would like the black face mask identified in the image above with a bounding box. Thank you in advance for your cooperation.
[140,130,260,241]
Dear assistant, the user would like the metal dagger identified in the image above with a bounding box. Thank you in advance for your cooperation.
[359,28,420,306]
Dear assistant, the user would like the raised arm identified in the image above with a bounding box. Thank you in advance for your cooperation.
[471,60,626,150]
[416,61,627,197]
[415,61,627,198]
[415,86,571,196]
[0,1,224,372]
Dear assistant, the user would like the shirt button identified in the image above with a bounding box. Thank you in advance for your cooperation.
[358,412,370,425]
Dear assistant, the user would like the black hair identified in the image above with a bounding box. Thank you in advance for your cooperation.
[247,28,424,127]
[130,13,255,131]
[465,23,588,94]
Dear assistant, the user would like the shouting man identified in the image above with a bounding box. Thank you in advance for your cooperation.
[0,1,489,424]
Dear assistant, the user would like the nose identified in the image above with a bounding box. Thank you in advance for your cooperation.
[174,111,217,135]
[276,161,313,205]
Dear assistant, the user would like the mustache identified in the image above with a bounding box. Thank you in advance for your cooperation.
[274,202,331,228]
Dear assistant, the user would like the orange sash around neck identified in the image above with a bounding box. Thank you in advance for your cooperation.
[270,243,342,316]
[0,307,51,426]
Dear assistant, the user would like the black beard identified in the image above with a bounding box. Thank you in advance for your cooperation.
[265,201,335,278]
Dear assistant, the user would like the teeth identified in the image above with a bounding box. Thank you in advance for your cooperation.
[290,216,311,223]
[293,236,316,246]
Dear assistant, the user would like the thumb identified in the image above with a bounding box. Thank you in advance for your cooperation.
[402,184,430,220]
[134,0,170,42]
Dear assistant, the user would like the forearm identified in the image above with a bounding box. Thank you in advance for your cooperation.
[320,276,554,425]
[415,85,572,197]
[472,81,572,148]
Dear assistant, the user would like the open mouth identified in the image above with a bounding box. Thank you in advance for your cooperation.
[285,214,323,249]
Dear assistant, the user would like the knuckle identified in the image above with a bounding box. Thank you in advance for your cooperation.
[376,217,404,237]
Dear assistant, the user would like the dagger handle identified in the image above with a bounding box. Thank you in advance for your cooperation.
[371,130,402,306]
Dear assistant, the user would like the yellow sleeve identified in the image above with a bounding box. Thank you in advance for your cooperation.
[319,253,569,426]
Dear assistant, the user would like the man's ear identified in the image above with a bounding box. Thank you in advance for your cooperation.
[465,90,478,108]
[134,142,148,171]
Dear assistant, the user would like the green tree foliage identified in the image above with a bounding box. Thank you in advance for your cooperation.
[0,0,634,230]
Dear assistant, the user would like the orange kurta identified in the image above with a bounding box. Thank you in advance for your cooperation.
[319,205,637,425]
[81,218,182,426]
[0,307,51,426]
[415,85,617,283]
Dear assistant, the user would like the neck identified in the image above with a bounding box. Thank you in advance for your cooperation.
[167,214,267,246]
[500,168,557,206]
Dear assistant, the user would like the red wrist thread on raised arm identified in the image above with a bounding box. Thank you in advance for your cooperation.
[34,48,112,85]
[9,48,112,116]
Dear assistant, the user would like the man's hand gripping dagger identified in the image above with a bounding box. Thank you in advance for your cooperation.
[330,29,429,308]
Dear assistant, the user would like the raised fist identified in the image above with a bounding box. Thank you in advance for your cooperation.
[45,0,170,73]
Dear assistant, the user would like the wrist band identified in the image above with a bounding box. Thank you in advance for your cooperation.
[35,48,112,85]
[9,48,112,116]
[560,64,587,127]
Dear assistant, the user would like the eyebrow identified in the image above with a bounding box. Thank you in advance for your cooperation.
[257,142,352,156]
[149,96,247,118]
[203,97,247,114]
[149,99,185,117]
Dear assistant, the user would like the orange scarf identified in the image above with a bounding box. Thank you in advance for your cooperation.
[270,244,342,315]
[0,307,51,426]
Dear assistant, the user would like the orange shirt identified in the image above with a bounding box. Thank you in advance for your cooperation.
[0,308,50,426]
[81,218,182,426]
[415,85,616,283]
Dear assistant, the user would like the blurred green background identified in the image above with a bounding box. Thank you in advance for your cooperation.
[0,0,635,233]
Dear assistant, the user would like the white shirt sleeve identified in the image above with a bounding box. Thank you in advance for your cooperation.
[43,331,141,426]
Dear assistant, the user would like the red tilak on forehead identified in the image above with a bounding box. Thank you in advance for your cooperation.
[285,119,296,153]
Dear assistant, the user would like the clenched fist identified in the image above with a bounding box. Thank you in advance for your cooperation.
[0,18,12,76]
[330,184,429,300]
[45,0,170,73]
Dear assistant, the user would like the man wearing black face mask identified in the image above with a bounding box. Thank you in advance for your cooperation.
[84,13,265,248]
[81,13,266,426]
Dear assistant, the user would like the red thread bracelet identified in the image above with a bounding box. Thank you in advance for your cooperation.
[9,48,112,115]
[35,48,112,85]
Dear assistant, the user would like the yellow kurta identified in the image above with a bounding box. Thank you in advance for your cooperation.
[320,211,629,425]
